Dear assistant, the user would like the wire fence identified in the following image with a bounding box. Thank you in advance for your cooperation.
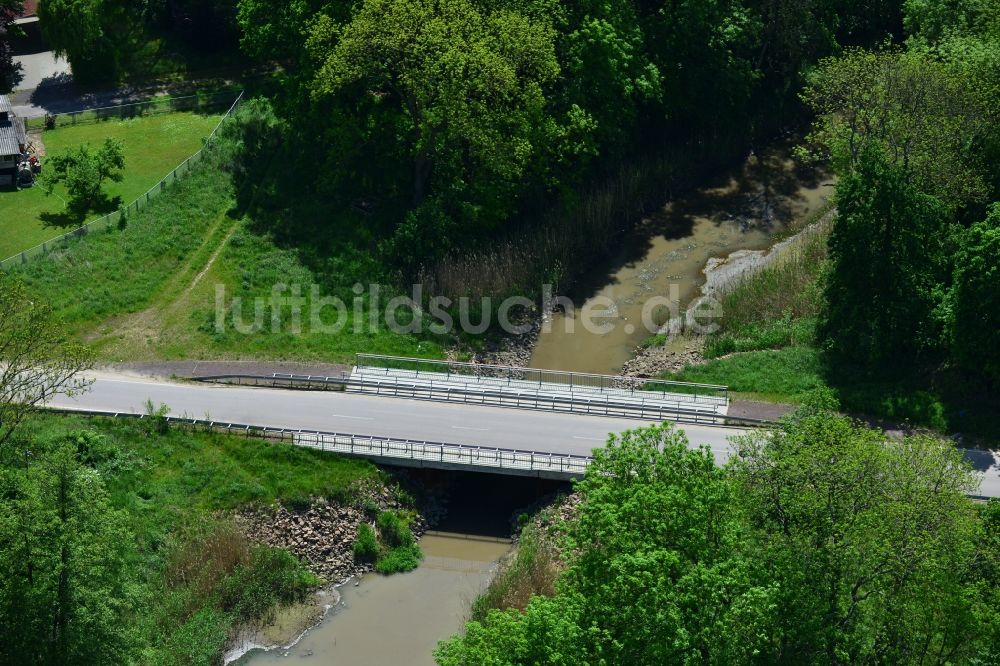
[21,89,243,131]
[1,90,244,271]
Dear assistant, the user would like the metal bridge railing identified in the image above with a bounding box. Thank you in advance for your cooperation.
[353,366,728,408]
[41,407,592,477]
[191,373,769,428]
[354,353,729,401]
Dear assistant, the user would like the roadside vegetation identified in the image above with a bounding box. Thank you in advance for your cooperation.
[0,111,223,259]
[0,412,379,665]
[438,404,1000,665]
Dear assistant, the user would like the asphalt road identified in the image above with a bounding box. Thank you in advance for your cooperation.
[46,373,740,458]
[43,372,1000,497]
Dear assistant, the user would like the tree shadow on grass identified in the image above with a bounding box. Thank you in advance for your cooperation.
[822,355,1000,446]
[39,194,123,229]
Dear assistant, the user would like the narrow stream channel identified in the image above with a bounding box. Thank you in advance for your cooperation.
[241,534,510,666]
[530,141,832,374]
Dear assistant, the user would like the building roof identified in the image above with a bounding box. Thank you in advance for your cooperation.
[19,1,39,18]
[0,95,11,115]
[0,116,26,157]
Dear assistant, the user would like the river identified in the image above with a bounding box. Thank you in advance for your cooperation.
[239,534,511,666]
[529,142,832,374]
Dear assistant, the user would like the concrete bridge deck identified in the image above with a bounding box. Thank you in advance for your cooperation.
[39,372,1000,497]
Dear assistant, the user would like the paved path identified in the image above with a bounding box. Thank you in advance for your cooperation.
[42,372,1000,497]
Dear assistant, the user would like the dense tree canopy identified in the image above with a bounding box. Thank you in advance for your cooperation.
[949,204,1000,383]
[222,0,904,280]
[801,47,990,209]
[0,0,23,93]
[791,0,1000,381]
[437,410,998,665]
[819,145,950,366]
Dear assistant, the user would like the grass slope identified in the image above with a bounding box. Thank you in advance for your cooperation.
[11,130,444,364]
[15,412,379,664]
[0,112,222,259]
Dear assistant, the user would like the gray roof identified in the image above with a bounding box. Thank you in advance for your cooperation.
[0,95,11,115]
[0,116,25,157]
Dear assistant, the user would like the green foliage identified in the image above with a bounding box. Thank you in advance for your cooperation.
[370,510,422,573]
[0,0,23,93]
[226,0,894,292]
[706,223,828,358]
[470,522,559,621]
[155,607,228,666]
[801,47,990,208]
[219,546,318,625]
[729,409,983,663]
[820,145,950,367]
[672,346,826,400]
[0,274,93,450]
[374,543,423,574]
[375,510,414,548]
[0,413,379,664]
[43,138,127,217]
[439,417,1000,665]
[38,0,126,83]
[352,523,379,562]
[0,444,139,665]
[351,511,422,573]
[306,0,565,272]
[949,204,1000,382]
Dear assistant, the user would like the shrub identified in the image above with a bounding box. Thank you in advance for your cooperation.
[375,543,423,574]
[159,608,228,666]
[285,495,312,512]
[352,523,379,562]
[219,546,317,626]
[361,498,379,518]
[376,510,414,548]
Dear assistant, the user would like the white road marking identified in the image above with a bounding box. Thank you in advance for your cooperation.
[573,436,605,441]
[331,414,374,421]
[452,425,490,431]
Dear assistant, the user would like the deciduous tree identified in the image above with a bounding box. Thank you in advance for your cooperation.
[949,204,1000,382]
[0,276,93,451]
[43,138,126,216]
[819,145,950,367]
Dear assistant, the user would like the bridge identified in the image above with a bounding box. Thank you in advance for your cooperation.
[40,357,1000,496]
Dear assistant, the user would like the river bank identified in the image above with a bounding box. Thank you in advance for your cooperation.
[619,205,836,378]
[236,534,511,666]
[527,142,833,375]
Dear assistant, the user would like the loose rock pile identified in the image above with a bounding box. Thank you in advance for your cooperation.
[619,337,706,378]
[447,318,540,368]
[235,493,428,584]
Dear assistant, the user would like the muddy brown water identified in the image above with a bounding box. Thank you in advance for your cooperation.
[240,534,510,666]
[529,144,833,374]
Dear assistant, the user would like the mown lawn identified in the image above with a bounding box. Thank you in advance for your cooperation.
[0,111,222,259]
